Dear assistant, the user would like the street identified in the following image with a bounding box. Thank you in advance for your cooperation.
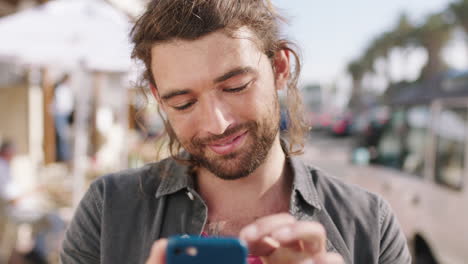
[301,132,355,178]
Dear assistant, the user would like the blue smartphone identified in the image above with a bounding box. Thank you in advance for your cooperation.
[166,236,248,264]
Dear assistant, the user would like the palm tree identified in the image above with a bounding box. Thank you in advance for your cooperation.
[370,32,396,82]
[414,13,453,80]
[360,44,377,75]
[347,60,366,111]
[363,14,414,85]
[393,13,415,47]
[450,0,468,33]
[450,0,468,61]
[393,13,417,78]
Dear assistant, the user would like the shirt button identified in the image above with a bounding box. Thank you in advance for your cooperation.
[187,191,194,201]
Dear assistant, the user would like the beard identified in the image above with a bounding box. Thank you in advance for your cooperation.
[178,98,280,180]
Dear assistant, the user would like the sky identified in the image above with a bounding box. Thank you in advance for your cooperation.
[272,0,463,85]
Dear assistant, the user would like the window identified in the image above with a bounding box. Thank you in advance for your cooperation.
[377,106,430,178]
[402,106,430,176]
[377,109,406,169]
[434,107,467,190]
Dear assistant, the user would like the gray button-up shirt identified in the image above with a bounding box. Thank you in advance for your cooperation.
[60,156,411,264]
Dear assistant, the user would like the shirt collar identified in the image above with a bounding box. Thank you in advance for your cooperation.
[155,157,195,198]
[155,153,322,210]
[288,155,322,210]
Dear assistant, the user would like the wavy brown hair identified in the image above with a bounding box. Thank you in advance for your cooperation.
[130,0,308,162]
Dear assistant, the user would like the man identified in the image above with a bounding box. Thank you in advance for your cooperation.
[60,0,411,263]
[53,74,74,162]
[0,140,15,201]
[0,140,17,262]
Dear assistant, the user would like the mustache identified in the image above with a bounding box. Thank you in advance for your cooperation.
[192,122,256,146]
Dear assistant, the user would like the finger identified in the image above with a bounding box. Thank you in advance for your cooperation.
[250,235,302,257]
[270,221,326,255]
[265,233,304,253]
[261,246,310,264]
[324,253,345,264]
[239,213,295,241]
[241,235,281,256]
[313,252,344,264]
[239,213,295,256]
[146,239,168,264]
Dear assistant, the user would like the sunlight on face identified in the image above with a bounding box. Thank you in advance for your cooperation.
[151,28,281,179]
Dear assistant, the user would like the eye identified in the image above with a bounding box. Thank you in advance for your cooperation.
[224,81,251,93]
[173,101,195,111]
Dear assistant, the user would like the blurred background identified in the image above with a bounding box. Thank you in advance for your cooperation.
[0,0,467,263]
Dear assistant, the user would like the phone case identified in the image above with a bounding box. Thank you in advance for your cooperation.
[166,236,248,264]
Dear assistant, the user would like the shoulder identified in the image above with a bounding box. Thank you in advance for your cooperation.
[62,159,180,264]
[303,162,385,225]
[301,162,410,262]
[308,163,381,202]
[89,157,176,199]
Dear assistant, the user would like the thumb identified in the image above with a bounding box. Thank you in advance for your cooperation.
[146,239,168,264]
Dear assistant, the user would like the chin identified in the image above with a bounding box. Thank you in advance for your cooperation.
[211,166,254,181]
[201,150,262,181]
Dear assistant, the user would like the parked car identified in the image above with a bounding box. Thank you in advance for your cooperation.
[329,112,353,137]
[347,71,468,264]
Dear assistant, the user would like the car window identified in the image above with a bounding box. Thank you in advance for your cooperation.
[401,106,430,176]
[434,106,467,190]
[378,109,406,169]
[377,106,430,177]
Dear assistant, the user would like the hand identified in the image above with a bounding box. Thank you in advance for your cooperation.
[239,213,344,264]
[146,239,168,264]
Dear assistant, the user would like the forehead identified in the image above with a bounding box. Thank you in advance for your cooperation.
[150,28,265,89]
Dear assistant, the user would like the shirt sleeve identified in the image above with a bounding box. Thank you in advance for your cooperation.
[60,181,102,264]
[378,197,412,264]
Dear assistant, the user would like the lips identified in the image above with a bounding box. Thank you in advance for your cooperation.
[208,131,248,155]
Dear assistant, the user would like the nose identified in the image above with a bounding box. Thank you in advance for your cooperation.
[199,98,234,136]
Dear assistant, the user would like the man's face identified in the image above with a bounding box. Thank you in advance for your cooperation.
[151,28,285,180]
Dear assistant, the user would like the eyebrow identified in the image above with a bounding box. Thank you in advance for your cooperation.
[213,66,255,83]
[160,66,256,101]
[161,90,190,101]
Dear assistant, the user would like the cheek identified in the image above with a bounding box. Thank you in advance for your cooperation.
[230,94,276,128]
[167,114,198,141]
[249,81,278,115]
[226,90,264,122]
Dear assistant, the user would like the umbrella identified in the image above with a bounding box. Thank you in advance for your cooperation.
[0,0,133,72]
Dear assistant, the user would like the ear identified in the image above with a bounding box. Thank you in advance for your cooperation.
[150,83,160,102]
[273,49,290,91]
[150,83,167,112]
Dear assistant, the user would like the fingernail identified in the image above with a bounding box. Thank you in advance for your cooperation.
[299,260,315,264]
[242,225,258,240]
[274,227,292,240]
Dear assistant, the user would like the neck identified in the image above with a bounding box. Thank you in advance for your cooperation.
[196,135,292,222]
